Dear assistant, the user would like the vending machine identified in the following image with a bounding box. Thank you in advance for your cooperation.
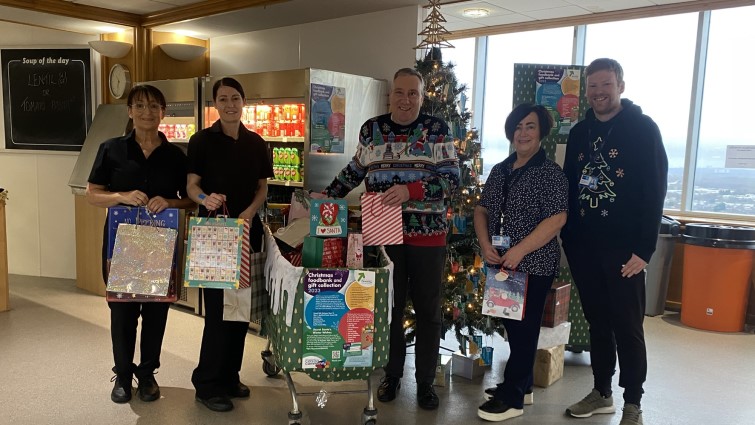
[202,68,388,208]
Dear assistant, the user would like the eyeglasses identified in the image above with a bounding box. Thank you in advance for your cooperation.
[130,103,163,113]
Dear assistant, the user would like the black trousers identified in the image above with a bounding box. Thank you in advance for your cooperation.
[191,217,262,399]
[109,301,170,382]
[191,288,249,399]
[493,273,553,409]
[565,247,647,405]
[383,244,446,384]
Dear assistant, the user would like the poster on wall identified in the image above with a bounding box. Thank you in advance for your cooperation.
[513,64,588,162]
[535,68,581,135]
[310,83,346,153]
[301,269,376,370]
[1,48,92,151]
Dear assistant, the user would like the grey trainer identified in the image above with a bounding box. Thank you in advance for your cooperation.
[566,389,616,418]
[619,403,643,425]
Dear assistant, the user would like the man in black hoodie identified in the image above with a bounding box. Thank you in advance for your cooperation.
[561,58,668,425]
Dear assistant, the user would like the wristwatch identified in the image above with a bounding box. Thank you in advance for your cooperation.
[198,193,207,203]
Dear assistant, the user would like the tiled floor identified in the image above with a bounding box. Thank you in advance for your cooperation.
[2,275,755,425]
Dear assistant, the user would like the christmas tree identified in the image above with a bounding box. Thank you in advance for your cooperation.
[402,48,505,352]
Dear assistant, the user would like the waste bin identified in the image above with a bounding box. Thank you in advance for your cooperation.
[681,224,755,332]
[645,216,680,316]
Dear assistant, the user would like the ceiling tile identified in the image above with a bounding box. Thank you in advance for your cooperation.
[523,5,592,20]
[563,0,654,13]
[482,0,572,14]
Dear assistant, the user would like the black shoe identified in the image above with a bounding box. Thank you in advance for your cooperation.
[417,382,439,410]
[110,375,132,403]
[227,382,250,398]
[484,387,534,405]
[196,395,234,412]
[377,375,401,402]
[477,399,523,422]
[136,374,160,402]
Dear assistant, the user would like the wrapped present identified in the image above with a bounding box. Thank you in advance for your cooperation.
[452,352,486,380]
[310,199,348,237]
[346,232,364,269]
[482,267,528,321]
[361,192,403,246]
[434,354,453,387]
[184,217,244,289]
[533,344,565,387]
[537,321,571,349]
[107,223,178,296]
[542,281,571,327]
[302,236,344,268]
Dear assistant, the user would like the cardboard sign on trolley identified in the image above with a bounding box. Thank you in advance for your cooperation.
[301,269,376,370]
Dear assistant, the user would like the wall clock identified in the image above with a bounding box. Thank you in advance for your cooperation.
[108,63,132,99]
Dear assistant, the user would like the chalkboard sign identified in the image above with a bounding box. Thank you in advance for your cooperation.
[2,48,92,151]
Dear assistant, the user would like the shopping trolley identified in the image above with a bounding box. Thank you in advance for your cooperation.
[260,225,393,425]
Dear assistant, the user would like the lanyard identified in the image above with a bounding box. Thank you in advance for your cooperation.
[498,165,525,236]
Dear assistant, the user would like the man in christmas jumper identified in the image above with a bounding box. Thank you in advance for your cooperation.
[324,67,459,410]
[560,58,668,425]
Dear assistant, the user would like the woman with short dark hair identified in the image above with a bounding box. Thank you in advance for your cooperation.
[474,103,568,422]
[87,84,195,404]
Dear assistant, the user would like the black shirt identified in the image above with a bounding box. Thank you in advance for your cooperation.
[88,130,188,199]
[187,120,274,218]
[478,148,568,277]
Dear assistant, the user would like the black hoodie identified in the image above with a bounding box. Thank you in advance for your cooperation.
[560,99,668,263]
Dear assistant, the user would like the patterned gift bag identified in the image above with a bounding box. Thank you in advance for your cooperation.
[107,223,178,296]
[360,192,403,246]
[184,217,244,289]
[237,219,269,320]
[310,199,348,237]
[346,232,364,269]
[482,266,529,321]
[105,207,181,302]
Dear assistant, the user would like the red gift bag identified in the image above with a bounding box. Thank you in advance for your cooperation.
[361,192,403,246]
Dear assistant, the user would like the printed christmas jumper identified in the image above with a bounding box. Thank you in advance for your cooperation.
[324,113,460,246]
[561,99,668,262]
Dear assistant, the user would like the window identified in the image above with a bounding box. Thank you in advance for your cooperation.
[694,6,755,215]
[584,13,699,211]
[441,37,476,104]
[481,28,573,180]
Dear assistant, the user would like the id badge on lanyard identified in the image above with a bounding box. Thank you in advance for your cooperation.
[492,214,511,249]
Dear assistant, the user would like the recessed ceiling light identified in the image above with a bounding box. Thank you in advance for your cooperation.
[463,8,490,18]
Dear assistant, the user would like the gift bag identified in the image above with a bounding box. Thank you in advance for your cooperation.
[482,266,528,321]
[288,189,312,222]
[274,217,310,250]
[223,287,252,322]
[303,236,344,268]
[361,192,403,246]
[310,199,348,237]
[105,207,181,302]
[238,219,269,320]
[184,216,244,289]
[347,232,364,269]
[107,223,178,296]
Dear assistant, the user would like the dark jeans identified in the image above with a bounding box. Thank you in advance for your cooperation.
[493,273,553,409]
[109,301,170,382]
[565,247,647,405]
[191,288,250,399]
[383,244,446,384]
